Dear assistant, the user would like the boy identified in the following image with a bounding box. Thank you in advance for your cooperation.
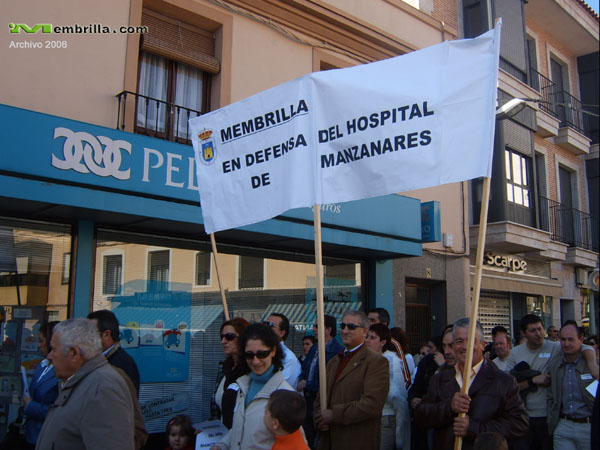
[264,390,309,450]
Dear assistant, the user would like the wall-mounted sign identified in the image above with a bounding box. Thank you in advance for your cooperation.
[485,252,527,273]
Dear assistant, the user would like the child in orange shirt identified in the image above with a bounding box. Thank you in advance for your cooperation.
[263,390,309,450]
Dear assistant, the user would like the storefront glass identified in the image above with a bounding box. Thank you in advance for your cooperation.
[92,229,364,431]
[0,218,71,434]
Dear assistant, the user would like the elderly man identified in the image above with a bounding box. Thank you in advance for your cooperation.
[415,318,528,450]
[491,326,512,371]
[264,312,301,389]
[547,321,596,450]
[36,318,134,450]
[314,310,389,450]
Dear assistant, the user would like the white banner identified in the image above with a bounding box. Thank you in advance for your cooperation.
[190,23,501,234]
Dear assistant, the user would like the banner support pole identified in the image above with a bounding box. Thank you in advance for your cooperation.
[210,233,230,321]
[313,205,328,411]
[454,176,491,450]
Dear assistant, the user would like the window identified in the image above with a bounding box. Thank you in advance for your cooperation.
[103,254,122,295]
[135,10,219,143]
[148,250,169,291]
[195,251,211,286]
[505,149,531,207]
[239,256,264,289]
[136,52,209,142]
[61,252,71,285]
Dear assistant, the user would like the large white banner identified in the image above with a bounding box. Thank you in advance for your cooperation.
[190,23,501,234]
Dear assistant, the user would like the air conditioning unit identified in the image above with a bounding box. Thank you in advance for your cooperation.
[576,268,588,286]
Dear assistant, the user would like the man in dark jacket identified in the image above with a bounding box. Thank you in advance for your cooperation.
[297,314,343,448]
[415,318,528,450]
[88,309,140,395]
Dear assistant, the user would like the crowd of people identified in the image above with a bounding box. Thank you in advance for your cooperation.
[4,308,600,450]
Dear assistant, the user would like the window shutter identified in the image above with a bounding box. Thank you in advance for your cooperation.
[141,9,220,74]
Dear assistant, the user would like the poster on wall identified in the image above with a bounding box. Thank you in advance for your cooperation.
[112,285,191,383]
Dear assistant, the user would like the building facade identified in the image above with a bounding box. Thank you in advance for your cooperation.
[1,0,461,437]
[464,0,599,341]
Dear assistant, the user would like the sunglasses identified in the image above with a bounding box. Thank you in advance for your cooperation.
[221,333,237,341]
[244,350,272,360]
[340,322,362,331]
[262,321,281,330]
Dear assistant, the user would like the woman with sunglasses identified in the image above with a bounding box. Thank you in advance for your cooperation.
[211,323,294,450]
[214,317,250,429]
[366,323,410,450]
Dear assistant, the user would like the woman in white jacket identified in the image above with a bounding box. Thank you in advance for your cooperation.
[366,323,411,450]
[211,323,294,450]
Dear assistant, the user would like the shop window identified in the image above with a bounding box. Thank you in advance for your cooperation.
[103,254,123,295]
[92,230,364,433]
[195,251,211,286]
[239,256,264,290]
[505,149,531,207]
[148,250,170,291]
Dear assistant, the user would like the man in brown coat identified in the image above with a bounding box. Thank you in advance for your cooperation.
[414,318,528,450]
[314,310,389,450]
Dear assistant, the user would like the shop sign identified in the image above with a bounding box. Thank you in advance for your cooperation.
[485,252,527,273]
[0,104,421,241]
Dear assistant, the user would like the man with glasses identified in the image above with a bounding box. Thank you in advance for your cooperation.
[264,313,301,389]
[314,310,389,450]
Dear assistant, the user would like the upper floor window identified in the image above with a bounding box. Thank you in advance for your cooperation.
[137,52,210,143]
[239,256,264,290]
[148,249,169,291]
[505,149,531,207]
[135,10,220,143]
[103,254,122,295]
[195,250,211,286]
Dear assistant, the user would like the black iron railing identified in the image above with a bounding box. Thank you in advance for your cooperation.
[116,91,202,144]
[538,196,596,251]
[528,68,558,118]
[550,90,588,136]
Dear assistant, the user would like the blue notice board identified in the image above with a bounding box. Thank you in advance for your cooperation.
[112,286,191,383]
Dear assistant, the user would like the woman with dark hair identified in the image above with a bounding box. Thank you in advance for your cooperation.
[211,323,294,450]
[23,321,59,449]
[366,324,410,450]
[214,317,250,429]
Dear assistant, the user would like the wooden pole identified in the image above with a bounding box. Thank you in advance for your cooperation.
[313,205,328,410]
[210,233,230,321]
[454,176,491,450]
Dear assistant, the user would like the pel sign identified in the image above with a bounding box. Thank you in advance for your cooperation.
[486,252,527,272]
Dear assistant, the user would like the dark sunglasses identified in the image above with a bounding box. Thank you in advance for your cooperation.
[221,333,237,341]
[244,350,272,360]
[340,322,362,331]
[262,321,281,330]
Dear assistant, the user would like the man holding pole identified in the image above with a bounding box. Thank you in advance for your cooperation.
[414,318,528,450]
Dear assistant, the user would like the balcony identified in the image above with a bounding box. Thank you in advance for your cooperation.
[528,68,560,137]
[538,196,598,259]
[116,91,202,145]
[551,90,592,155]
